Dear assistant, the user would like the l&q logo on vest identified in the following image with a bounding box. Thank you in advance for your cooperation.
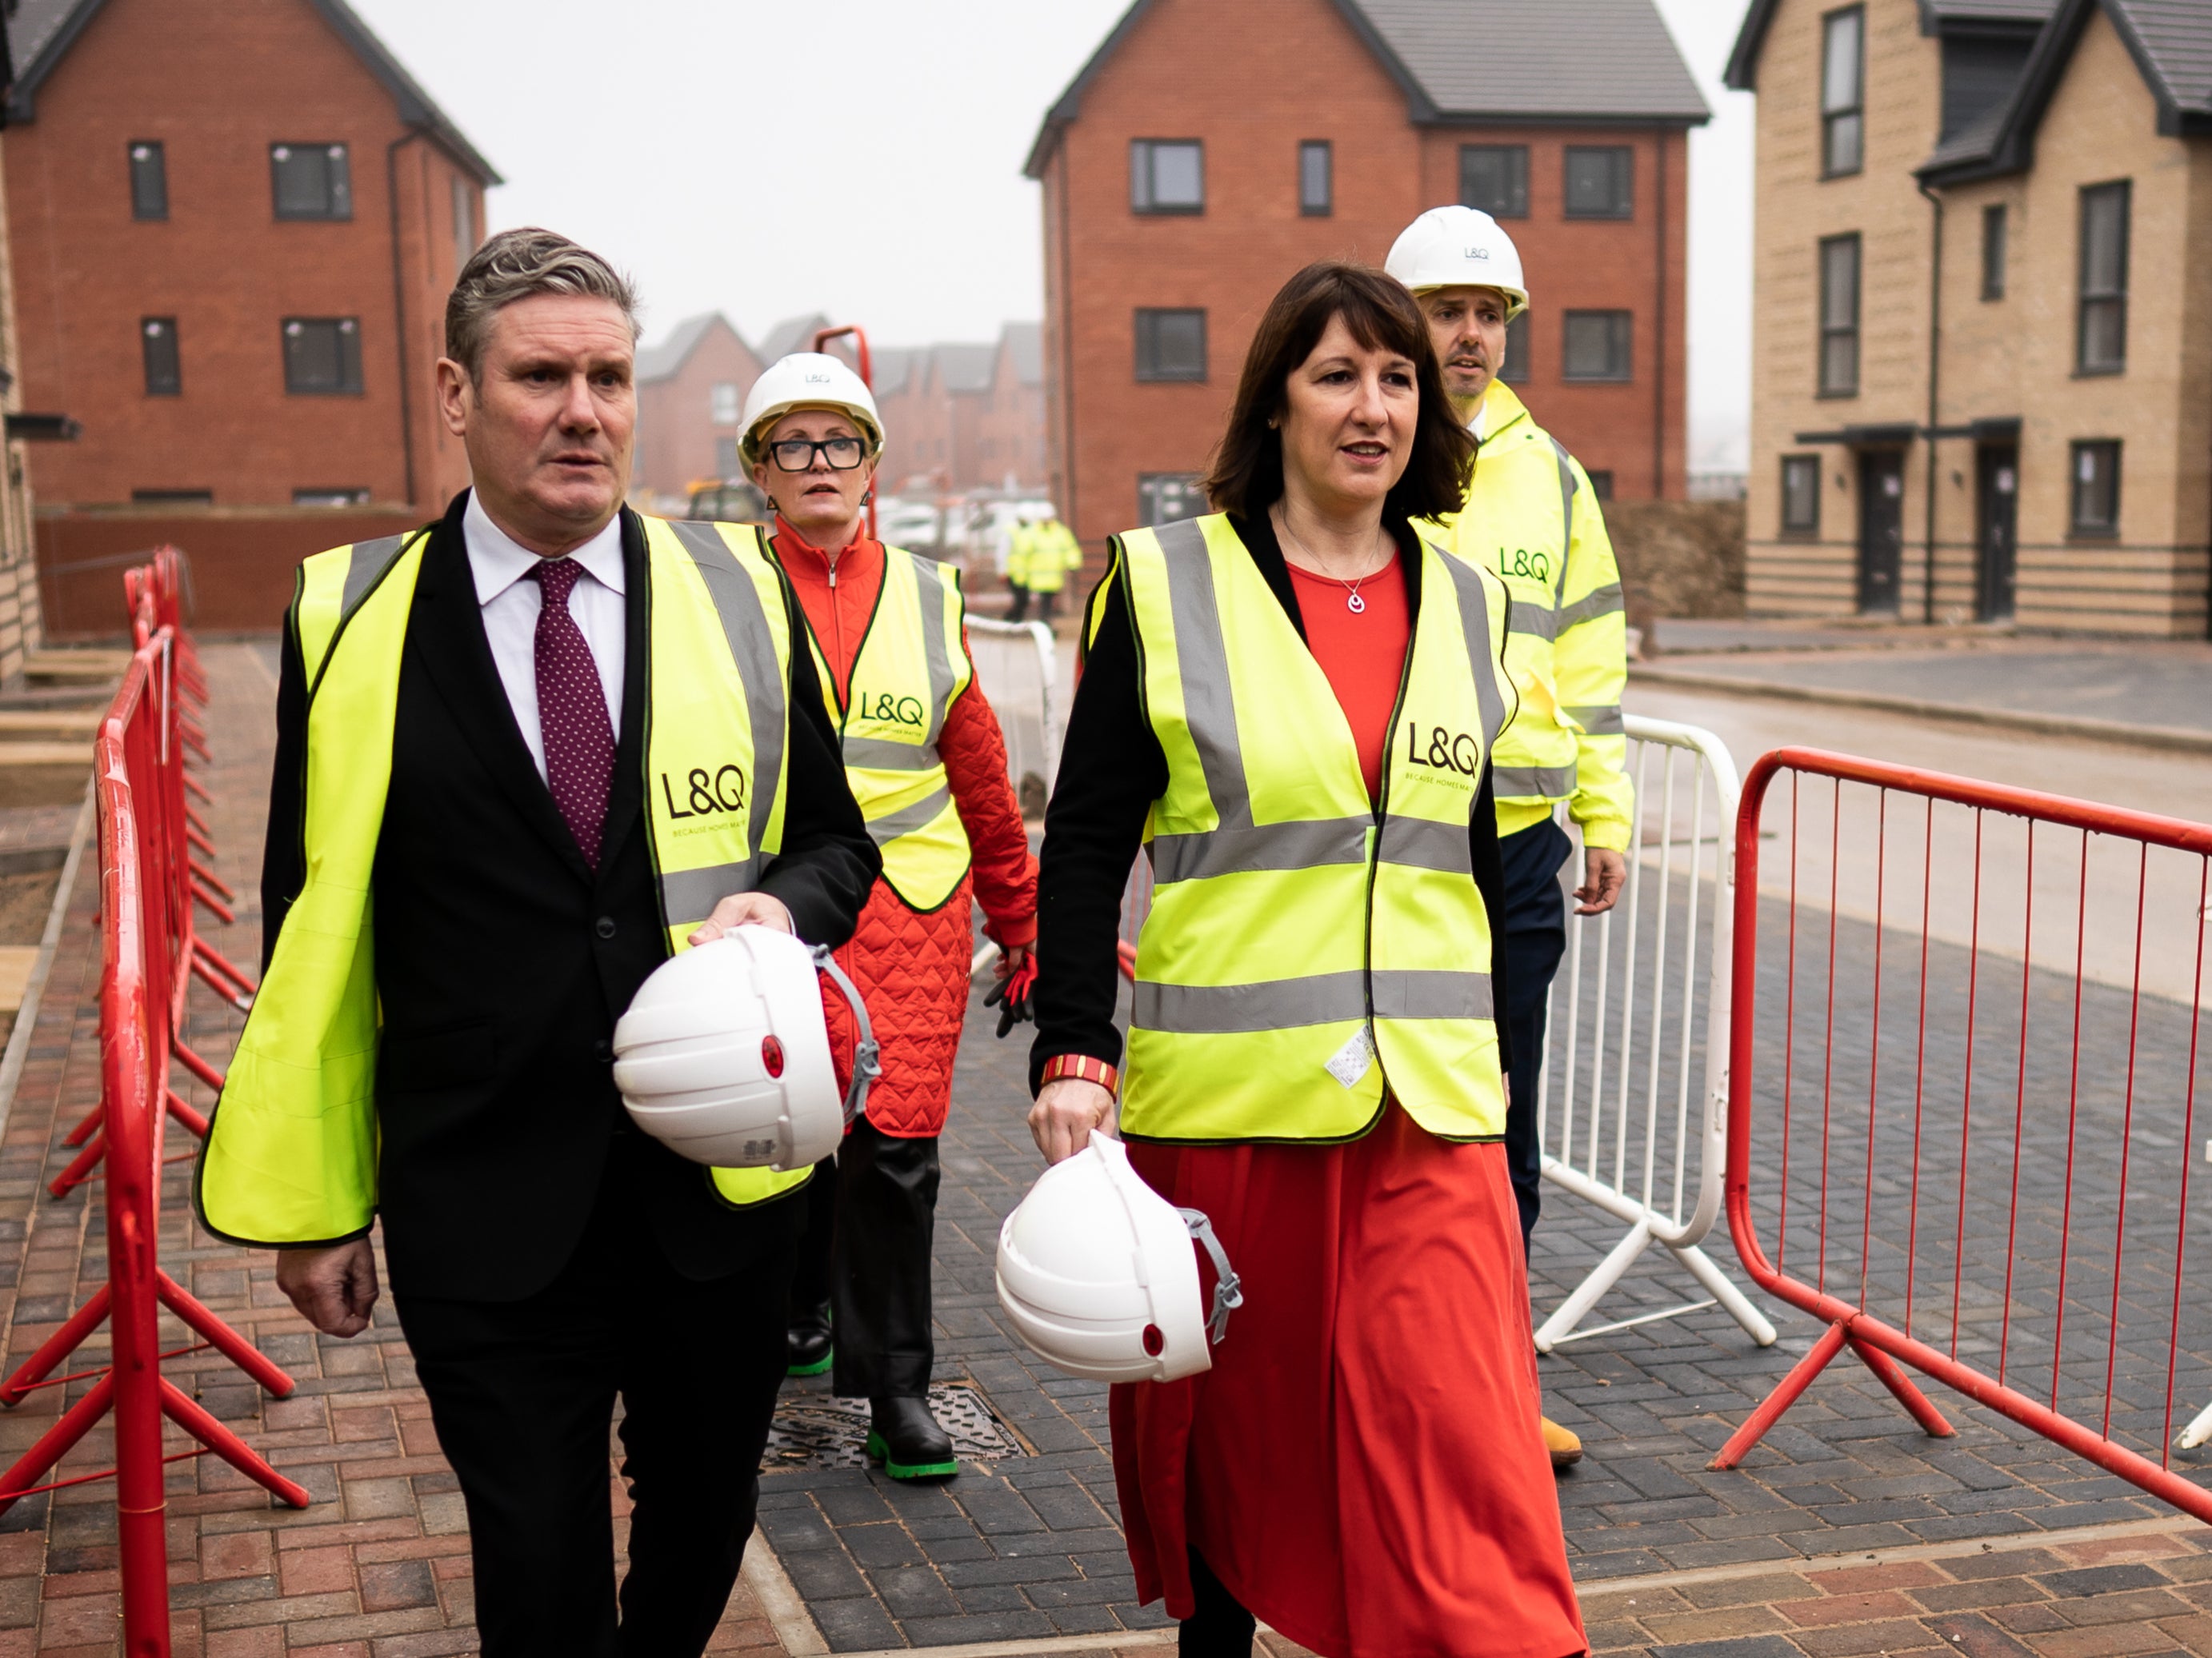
[855,693,926,729]
[1404,721,1483,782]
[659,765,748,821]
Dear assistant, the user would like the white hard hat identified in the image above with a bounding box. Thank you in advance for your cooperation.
[1385,206,1530,318]
[740,353,885,466]
[995,1131,1242,1384]
[610,926,881,1170]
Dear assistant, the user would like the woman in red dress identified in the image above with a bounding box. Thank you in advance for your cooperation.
[1026,265,1585,1657]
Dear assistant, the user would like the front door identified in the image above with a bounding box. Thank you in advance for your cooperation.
[1975,445,2018,622]
[1857,449,1905,614]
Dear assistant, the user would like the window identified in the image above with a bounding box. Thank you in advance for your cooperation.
[1139,473,1206,528]
[270,143,351,220]
[1585,470,1615,502]
[1818,234,1861,395]
[1459,145,1528,218]
[450,175,476,271]
[1562,311,1631,382]
[294,488,370,507]
[1130,140,1203,215]
[2070,440,2120,536]
[1781,455,1822,534]
[282,317,362,394]
[129,142,167,221]
[1563,147,1632,219]
[1981,203,2007,301]
[710,382,741,425]
[2077,180,2130,375]
[1299,141,1332,216]
[1501,312,1530,385]
[1134,308,1206,382]
[1822,6,1865,177]
[141,318,181,396]
[132,489,211,505]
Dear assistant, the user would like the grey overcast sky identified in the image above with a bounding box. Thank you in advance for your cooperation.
[348,0,1756,469]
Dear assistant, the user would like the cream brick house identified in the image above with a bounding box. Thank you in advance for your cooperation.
[1726,0,2212,634]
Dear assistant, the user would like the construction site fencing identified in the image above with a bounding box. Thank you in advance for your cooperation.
[1714,746,2212,1525]
[1534,716,1776,1352]
[0,570,306,1656]
[966,616,1060,813]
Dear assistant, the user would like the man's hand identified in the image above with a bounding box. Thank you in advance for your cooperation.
[689,891,795,946]
[1575,848,1628,917]
[276,1240,379,1338]
[1029,1077,1115,1165]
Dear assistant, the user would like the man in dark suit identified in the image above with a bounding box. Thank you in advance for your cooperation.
[218,229,878,1656]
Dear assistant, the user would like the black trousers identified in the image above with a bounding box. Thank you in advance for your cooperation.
[395,1166,794,1658]
[790,1118,941,1398]
[1499,817,1576,1251]
[1006,582,1031,622]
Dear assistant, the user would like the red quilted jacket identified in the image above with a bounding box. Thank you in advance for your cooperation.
[777,521,1038,1137]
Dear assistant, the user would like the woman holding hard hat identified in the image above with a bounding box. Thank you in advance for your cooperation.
[742,354,1039,1480]
[1027,265,1582,1657]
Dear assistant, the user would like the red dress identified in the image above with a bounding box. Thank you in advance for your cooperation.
[777,521,1037,1137]
[1111,554,1585,1658]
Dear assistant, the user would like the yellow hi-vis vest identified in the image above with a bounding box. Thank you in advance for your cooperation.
[198,514,811,1248]
[1115,513,1517,1143]
[1426,382,1633,850]
[783,543,975,911]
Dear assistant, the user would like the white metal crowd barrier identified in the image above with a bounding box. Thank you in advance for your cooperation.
[966,617,1058,977]
[1534,715,1777,1352]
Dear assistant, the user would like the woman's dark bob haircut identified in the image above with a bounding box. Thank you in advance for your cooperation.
[1201,261,1473,523]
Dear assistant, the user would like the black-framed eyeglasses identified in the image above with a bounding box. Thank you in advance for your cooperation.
[768,436,866,472]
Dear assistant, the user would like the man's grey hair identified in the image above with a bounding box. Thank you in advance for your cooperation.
[445,227,641,382]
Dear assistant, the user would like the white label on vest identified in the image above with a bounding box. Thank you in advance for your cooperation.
[1325,1022,1377,1090]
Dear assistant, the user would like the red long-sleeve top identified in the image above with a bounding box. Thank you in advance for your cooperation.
[773,519,1037,947]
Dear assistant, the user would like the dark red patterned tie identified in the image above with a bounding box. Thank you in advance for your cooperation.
[526,557,614,869]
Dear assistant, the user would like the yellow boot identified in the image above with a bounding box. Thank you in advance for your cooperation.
[1542,1416,1582,1471]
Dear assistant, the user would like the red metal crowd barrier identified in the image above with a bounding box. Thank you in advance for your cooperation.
[0,577,306,1655]
[1715,746,2212,1524]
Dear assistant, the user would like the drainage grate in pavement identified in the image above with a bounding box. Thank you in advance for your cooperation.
[765,1380,1023,1472]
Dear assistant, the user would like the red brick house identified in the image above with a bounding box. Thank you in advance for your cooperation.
[631,312,762,508]
[874,325,1048,495]
[4,0,498,513]
[1026,0,1708,564]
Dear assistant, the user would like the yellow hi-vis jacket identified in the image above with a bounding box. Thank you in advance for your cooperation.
[1430,382,1633,850]
[198,516,810,1248]
[781,543,976,911]
[1114,513,1516,1143]
[1023,521,1082,594]
[1005,523,1035,588]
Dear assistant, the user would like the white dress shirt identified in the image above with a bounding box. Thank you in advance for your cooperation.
[463,492,627,782]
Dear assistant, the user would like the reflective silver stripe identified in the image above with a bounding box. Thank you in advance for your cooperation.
[1434,550,1509,750]
[667,521,787,862]
[1550,437,1578,601]
[1149,817,1368,885]
[1566,703,1625,736]
[1372,969,1494,1021]
[1510,604,1560,642]
[338,533,415,622]
[910,554,957,747]
[842,735,942,771]
[1376,815,1471,875]
[1494,763,1578,798]
[867,785,952,846]
[1135,972,1367,1033]
[1152,517,1253,833]
[658,858,766,926]
[1555,582,1625,633]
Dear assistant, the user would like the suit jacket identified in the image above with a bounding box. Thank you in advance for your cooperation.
[259,493,879,1302]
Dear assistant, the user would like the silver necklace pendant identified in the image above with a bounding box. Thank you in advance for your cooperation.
[1346,590,1366,613]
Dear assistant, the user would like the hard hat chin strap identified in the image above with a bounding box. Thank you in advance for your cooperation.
[1178,1209,1244,1345]
[810,945,882,1126]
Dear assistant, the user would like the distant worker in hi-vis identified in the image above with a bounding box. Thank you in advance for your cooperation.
[1028,262,1583,1658]
[743,354,1040,1480]
[1390,206,1634,1472]
[196,230,878,1656]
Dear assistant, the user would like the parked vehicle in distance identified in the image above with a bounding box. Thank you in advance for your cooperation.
[876,496,945,552]
[686,478,770,523]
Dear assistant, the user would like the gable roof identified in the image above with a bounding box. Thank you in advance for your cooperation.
[1000,322,1043,387]
[4,0,500,182]
[870,346,921,398]
[755,313,833,364]
[1730,0,2057,90]
[930,343,999,397]
[1028,0,1706,177]
[636,313,754,384]
[1919,0,2212,182]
